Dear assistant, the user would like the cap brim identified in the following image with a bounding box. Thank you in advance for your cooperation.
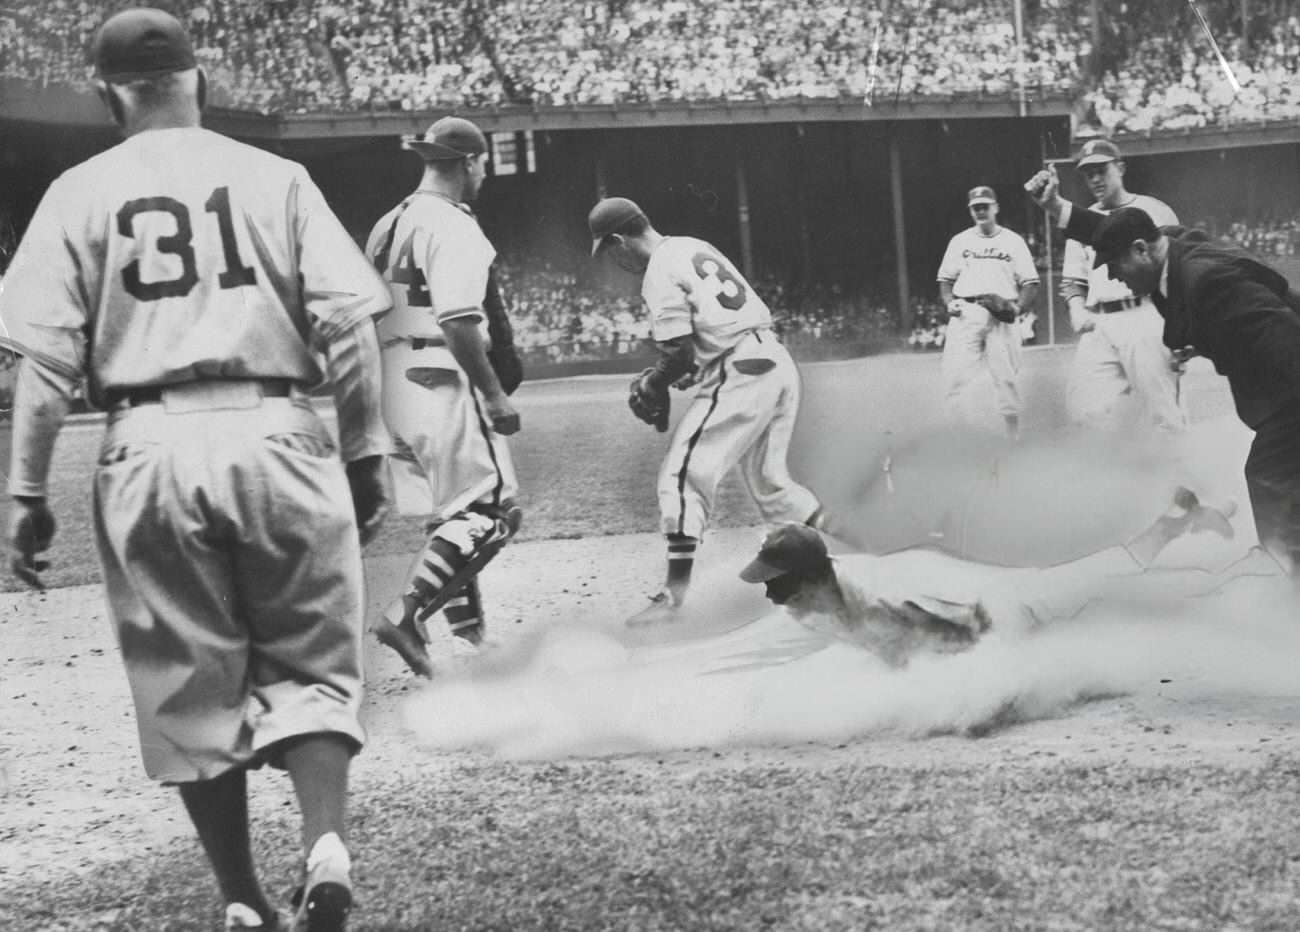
[1076,156,1116,169]
[404,139,475,160]
[591,235,614,258]
[740,557,788,584]
[1092,248,1124,269]
[968,199,995,206]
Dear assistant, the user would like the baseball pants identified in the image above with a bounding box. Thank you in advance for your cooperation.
[1067,303,1187,435]
[942,303,1022,424]
[1243,405,1300,572]
[93,384,366,785]
[381,341,519,520]
[658,334,820,540]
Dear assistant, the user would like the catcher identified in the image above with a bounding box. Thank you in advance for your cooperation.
[741,487,1264,667]
[937,186,1040,440]
[589,197,845,626]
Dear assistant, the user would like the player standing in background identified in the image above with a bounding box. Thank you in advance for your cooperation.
[588,197,840,626]
[937,186,1040,440]
[1060,139,1186,435]
[0,9,392,930]
[367,116,524,679]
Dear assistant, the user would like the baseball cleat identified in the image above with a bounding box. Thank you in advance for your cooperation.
[291,833,352,932]
[372,613,434,679]
[414,501,524,624]
[1173,486,1237,539]
[625,588,685,627]
[225,903,290,930]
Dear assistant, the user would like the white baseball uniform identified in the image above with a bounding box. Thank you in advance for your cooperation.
[0,126,392,782]
[936,226,1039,425]
[365,191,519,520]
[642,236,820,539]
[1061,194,1186,435]
[803,544,1230,667]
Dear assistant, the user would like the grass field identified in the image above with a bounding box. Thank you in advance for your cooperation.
[6,347,1300,932]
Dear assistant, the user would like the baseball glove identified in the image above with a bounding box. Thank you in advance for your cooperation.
[628,368,670,432]
[973,294,1019,324]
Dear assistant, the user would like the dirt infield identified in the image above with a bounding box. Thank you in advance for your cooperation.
[5,522,1300,891]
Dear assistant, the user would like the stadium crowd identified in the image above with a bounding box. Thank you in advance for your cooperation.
[4,1,1087,112]
[4,1,1300,134]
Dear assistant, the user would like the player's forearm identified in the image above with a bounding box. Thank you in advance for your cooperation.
[325,319,393,463]
[647,335,695,389]
[1060,278,1089,305]
[938,281,957,304]
[1016,282,1040,313]
[9,357,75,498]
[442,315,507,401]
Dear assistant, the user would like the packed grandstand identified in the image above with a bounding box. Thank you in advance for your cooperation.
[1,0,1294,133]
[1,0,1296,362]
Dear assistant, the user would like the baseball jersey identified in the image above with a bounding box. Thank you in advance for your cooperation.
[937,226,1039,300]
[0,127,390,406]
[365,192,493,346]
[1062,195,1179,306]
[826,550,1089,644]
[641,236,771,370]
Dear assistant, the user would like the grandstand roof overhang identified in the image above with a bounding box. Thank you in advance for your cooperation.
[0,79,1072,137]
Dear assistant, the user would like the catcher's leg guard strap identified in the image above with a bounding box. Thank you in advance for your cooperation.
[409,502,523,624]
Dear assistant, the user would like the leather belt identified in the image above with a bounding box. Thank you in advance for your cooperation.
[411,337,447,349]
[106,378,295,408]
[1096,297,1146,314]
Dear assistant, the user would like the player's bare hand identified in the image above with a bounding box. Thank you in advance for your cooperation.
[345,455,392,547]
[9,496,55,590]
[1024,165,1062,216]
[1170,345,1197,373]
[485,395,520,435]
[1069,308,1096,334]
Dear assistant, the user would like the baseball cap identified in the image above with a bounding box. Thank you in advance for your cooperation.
[1090,206,1160,268]
[739,524,832,584]
[588,197,645,256]
[1076,138,1121,169]
[967,186,997,206]
[403,116,488,161]
[93,8,197,83]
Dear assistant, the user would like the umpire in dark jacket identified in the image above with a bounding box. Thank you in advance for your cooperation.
[1027,166,1300,577]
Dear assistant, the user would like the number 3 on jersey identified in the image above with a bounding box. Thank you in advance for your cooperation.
[691,250,747,311]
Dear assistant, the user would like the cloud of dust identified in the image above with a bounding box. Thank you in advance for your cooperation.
[401,417,1300,759]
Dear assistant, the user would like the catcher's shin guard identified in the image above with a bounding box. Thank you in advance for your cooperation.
[443,577,485,644]
[408,500,523,626]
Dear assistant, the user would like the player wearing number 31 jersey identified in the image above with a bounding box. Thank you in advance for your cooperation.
[0,9,392,930]
[589,197,837,626]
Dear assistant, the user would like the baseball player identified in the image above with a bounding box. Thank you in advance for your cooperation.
[1060,139,1186,435]
[742,488,1250,668]
[588,197,840,626]
[0,9,392,931]
[937,186,1041,440]
[366,116,524,679]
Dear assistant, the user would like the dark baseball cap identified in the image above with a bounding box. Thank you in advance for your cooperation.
[1090,206,1160,268]
[404,116,488,161]
[739,524,832,584]
[967,186,997,206]
[1077,138,1121,169]
[93,8,197,83]
[588,197,645,256]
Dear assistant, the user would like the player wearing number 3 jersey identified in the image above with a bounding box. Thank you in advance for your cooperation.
[589,197,837,626]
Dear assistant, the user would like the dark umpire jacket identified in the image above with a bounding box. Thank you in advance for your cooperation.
[1063,207,1300,429]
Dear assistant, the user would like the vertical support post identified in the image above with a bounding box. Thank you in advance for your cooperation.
[889,135,911,335]
[735,138,755,282]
